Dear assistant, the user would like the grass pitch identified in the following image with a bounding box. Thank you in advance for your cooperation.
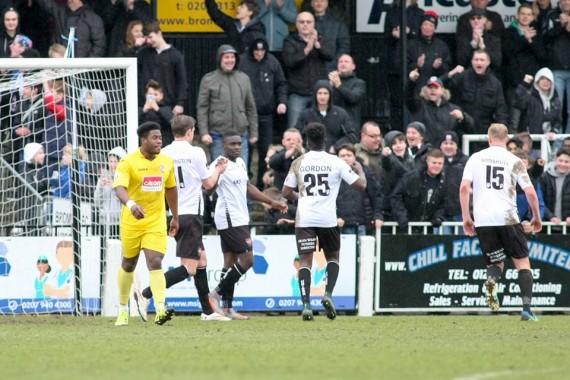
[0,314,568,380]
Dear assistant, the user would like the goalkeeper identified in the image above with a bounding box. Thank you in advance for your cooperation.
[113,121,179,326]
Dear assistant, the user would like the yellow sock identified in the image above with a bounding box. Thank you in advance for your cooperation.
[149,269,166,309]
[117,267,134,306]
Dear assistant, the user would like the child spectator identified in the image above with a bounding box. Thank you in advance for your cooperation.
[94,146,126,237]
[50,144,87,199]
[139,80,173,147]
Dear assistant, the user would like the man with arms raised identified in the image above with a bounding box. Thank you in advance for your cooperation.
[460,123,542,321]
[113,121,178,326]
[282,122,366,321]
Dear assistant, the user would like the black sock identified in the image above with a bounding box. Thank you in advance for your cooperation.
[298,267,312,305]
[226,282,235,309]
[325,261,339,294]
[194,266,213,314]
[486,265,502,282]
[218,263,245,300]
[518,269,533,312]
[142,265,189,299]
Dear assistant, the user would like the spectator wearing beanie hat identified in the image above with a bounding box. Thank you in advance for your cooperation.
[407,10,452,88]
[440,131,469,233]
[381,130,415,221]
[18,142,49,231]
[406,121,431,169]
[406,71,475,146]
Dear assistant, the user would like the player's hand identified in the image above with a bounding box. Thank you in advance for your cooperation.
[215,156,228,173]
[530,217,542,233]
[351,160,363,174]
[272,200,288,212]
[130,204,145,219]
[172,105,184,116]
[201,134,213,145]
[463,217,475,236]
[169,217,179,237]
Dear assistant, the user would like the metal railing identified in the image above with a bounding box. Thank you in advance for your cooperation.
[462,133,570,159]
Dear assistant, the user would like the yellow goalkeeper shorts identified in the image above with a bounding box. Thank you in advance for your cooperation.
[120,229,167,258]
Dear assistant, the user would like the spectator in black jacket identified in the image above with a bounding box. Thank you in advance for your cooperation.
[542,0,570,133]
[391,147,446,233]
[405,121,431,169]
[511,68,562,137]
[336,144,383,235]
[539,148,570,228]
[206,0,266,54]
[384,0,424,132]
[36,0,106,57]
[239,37,288,189]
[138,21,187,116]
[442,51,509,151]
[307,0,350,71]
[269,128,304,191]
[456,0,505,38]
[501,3,546,103]
[282,11,334,129]
[407,11,452,88]
[381,130,415,221]
[0,7,18,58]
[92,0,151,57]
[406,72,474,146]
[114,20,145,58]
[456,8,502,76]
[295,79,358,154]
[138,80,174,147]
[355,121,383,181]
[329,53,366,127]
[440,132,469,234]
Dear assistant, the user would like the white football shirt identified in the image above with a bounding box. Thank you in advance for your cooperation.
[209,156,249,230]
[284,150,359,228]
[161,140,210,216]
[462,145,533,226]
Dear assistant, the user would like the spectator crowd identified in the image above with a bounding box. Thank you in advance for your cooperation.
[1,0,570,237]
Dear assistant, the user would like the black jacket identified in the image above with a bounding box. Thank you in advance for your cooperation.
[502,24,546,90]
[443,151,469,218]
[381,152,415,220]
[337,161,382,230]
[543,8,570,70]
[407,36,452,87]
[443,68,509,135]
[456,31,502,75]
[295,80,358,152]
[332,73,366,127]
[313,10,350,66]
[268,149,299,191]
[137,45,188,108]
[238,42,288,115]
[384,4,424,75]
[512,81,562,134]
[406,80,474,145]
[282,33,334,96]
[36,0,106,57]
[391,168,446,229]
[206,0,266,54]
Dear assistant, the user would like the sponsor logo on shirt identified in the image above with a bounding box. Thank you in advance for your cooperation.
[142,176,163,192]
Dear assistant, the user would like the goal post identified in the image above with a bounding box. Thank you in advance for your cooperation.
[0,58,137,316]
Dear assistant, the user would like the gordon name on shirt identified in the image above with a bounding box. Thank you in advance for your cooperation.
[299,165,332,172]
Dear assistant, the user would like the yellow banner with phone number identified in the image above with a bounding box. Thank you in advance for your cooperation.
[156,0,304,33]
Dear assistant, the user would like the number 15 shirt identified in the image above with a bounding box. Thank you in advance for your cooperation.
[462,145,532,227]
[284,150,359,228]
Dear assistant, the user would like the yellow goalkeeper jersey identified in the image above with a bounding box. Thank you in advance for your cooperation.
[113,149,176,232]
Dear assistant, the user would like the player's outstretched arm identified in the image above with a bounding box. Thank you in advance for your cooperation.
[248,183,288,212]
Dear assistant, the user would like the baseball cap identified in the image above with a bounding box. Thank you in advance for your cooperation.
[427,76,443,88]
[13,34,32,49]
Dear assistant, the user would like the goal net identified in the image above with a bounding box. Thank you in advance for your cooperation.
[0,58,138,315]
